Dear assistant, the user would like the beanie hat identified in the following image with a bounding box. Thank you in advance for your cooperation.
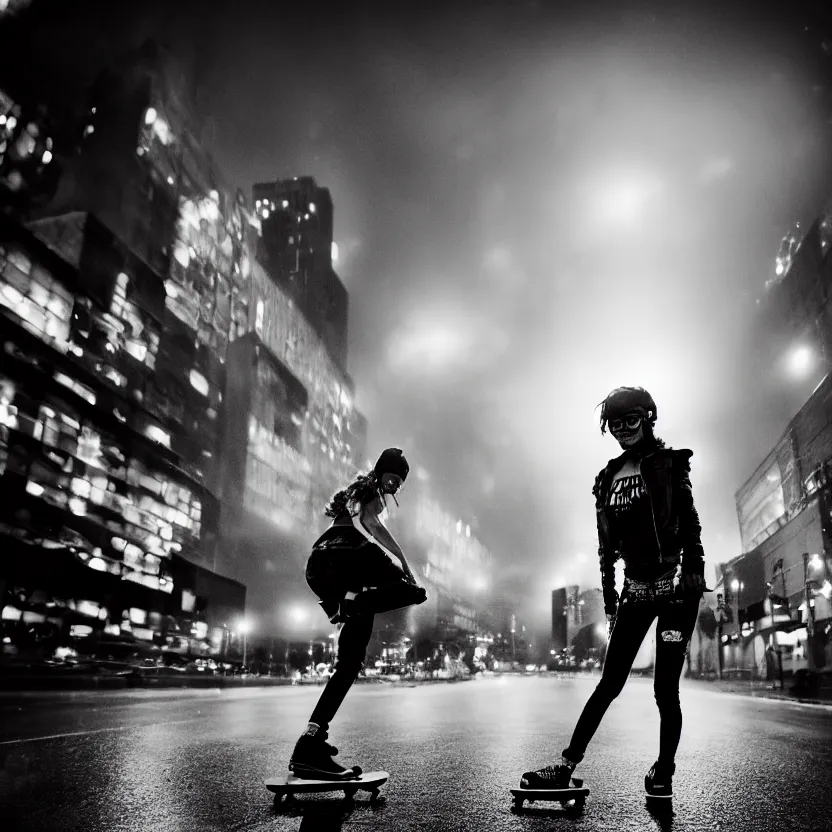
[373,448,410,482]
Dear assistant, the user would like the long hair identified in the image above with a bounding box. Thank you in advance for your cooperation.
[324,470,380,518]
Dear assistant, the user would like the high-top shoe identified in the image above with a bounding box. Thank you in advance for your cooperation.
[288,726,361,781]
[520,763,574,790]
[644,760,675,798]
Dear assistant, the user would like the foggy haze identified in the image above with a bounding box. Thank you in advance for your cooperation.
[9,0,832,627]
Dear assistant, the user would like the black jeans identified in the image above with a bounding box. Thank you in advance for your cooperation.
[306,544,421,731]
[564,587,700,768]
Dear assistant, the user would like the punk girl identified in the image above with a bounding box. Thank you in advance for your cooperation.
[522,387,707,799]
[288,448,427,780]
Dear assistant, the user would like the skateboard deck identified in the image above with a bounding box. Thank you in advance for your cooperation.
[510,777,589,810]
[265,770,388,803]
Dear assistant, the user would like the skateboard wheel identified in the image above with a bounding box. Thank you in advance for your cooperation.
[370,789,381,801]
[343,788,358,801]
[514,797,524,809]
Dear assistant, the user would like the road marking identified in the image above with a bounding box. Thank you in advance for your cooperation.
[0,718,200,746]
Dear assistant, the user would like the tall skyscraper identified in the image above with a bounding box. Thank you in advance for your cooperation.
[253,177,349,373]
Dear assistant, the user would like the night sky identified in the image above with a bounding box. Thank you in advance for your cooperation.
[8,0,832,623]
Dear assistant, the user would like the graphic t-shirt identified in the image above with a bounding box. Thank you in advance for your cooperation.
[607,458,662,578]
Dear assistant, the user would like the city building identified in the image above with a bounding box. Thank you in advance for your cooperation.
[253,177,348,373]
[717,375,832,677]
[695,204,832,681]
[551,585,610,666]
[0,32,502,665]
[0,211,245,661]
[0,40,369,661]
[402,477,494,639]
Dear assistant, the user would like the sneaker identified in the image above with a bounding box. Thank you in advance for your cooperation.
[644,761,675,798]
[520,764,573,790]
[288,730,360,781]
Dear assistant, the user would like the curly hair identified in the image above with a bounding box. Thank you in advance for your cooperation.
[324,470,380,518]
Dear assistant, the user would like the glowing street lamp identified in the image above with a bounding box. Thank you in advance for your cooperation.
[287,606,309,627]
[788,345,814,378]
[238,618,252,667]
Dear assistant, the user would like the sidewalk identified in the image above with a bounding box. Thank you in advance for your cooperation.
[680,675,832,708]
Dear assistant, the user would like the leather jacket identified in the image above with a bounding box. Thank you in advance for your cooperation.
[593,446,705,608]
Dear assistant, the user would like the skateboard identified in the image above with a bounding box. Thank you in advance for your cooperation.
[265,770,389,804]
[510,777,589,810]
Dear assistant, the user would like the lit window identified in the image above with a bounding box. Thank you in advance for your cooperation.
[144,424,171,447]
[77,600,100,618]
[189,370,209,396]
[129,607,147,625]
[152,115,171,145]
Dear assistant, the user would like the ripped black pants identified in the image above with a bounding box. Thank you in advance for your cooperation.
[563,587,700,768]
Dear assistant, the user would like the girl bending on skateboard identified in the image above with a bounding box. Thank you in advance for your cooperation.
[289,448,427,780]
[521,387,707,799]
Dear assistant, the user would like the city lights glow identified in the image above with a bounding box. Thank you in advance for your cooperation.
[287,606,309,627]
[788,345,814,377]
[584,168,664,227]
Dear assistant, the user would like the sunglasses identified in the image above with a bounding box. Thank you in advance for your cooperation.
[609,413,643,432]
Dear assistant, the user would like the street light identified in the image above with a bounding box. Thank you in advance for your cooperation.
[238,618,251,668]
[788,345,814,378]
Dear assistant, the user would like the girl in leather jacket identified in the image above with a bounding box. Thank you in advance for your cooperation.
[521,387,707,799]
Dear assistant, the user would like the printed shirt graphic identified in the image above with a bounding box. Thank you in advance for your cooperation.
[608,459,645,517]
[607,458,662,577]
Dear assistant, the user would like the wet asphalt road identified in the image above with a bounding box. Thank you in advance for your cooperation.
[1,675,830,832]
